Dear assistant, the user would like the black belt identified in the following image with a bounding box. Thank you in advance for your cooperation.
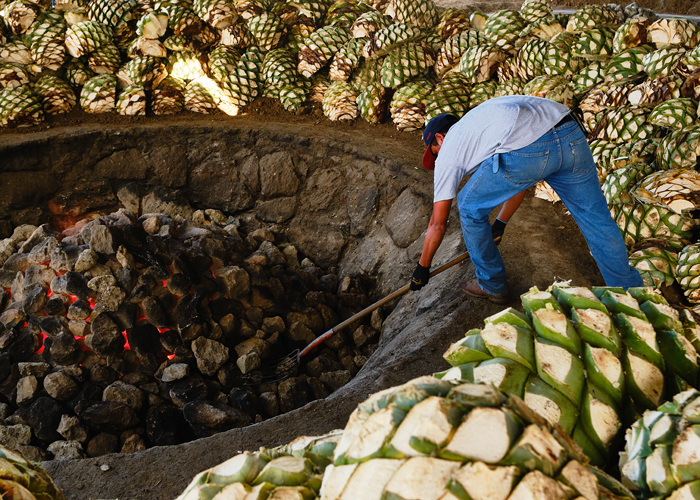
[555,114,575,128]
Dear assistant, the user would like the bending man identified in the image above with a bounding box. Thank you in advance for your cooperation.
[409,95,643,303]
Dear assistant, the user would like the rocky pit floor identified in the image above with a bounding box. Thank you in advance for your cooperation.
[1,0,695,497]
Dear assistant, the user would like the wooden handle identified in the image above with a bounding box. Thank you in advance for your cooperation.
[299,251,470,357]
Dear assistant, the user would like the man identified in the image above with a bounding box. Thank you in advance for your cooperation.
[409,95,643,303]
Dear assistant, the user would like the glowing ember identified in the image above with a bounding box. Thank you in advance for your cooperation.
[35,332,48,354]
[122,331,131,350]
[167,354,175,360]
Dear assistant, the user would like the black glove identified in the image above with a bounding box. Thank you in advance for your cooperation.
[410,263,430,291]
[492,218,507,246]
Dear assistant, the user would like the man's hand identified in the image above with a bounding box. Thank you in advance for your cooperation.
[492,218,507,245]
[410,263,430,291]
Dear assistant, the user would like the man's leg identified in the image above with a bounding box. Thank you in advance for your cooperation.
[457,134,561,296]
[544,129,644,288]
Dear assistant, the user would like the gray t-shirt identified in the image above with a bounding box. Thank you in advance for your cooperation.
[433,96,569,202]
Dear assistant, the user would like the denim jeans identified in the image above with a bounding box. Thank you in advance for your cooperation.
[456,120,644,296]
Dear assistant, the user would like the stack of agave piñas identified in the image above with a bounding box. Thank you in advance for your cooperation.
[619,388,700,499]
[176,376,638,500]
[437,284,700,473]
[0,444,66,499]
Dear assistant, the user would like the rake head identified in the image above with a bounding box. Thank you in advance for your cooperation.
[239,349,301,386]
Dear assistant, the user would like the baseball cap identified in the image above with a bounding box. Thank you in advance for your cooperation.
[422,113,459,170]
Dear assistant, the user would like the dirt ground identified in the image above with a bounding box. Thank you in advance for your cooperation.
[5,1,697,498]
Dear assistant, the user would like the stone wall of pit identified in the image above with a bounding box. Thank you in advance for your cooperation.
[0,123,435,296]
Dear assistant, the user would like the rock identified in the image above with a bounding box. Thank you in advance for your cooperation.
[213,266,250,299]
[142,216,162,235]
[0,424,31,449]
[228,388,260,418]
[305,354,342,379]
[87,433,119,457]
[27,397,65,441]
[277,377,312,413]
[234,338,271,359]
[121,433,146,453]
[346,185,379,236]
[166,274,191,296]
[21,285,47,314]
[103,381,144,412]
[116,246,135,270]
[57,415,88,443]
[15,445,48,462]
[68,320,90,338]
[89,313,124,356]
[370,308,384,331]
[0,239,16,267]
[307,376,330,400]
[44,371,80,400]
[182,400,253,438]
[89,275,117,293]
[258,392,279,418]
[352,325,377,348]
[354,355,368,367]
[89,364,120,388]
[385,189,431,248]
[50,244,79,272]
[75,249,98,273]
[286,322,315,344]
[192,337,229,376]
[288,219,346,269]
[17,362,50,378]
[261,316,285,335]
[48,440,85,460]
[0,309,24,329]
[245,307,263,327]
[67,299,92,321]
[169,378,208,407]
[259,151,300,199]
[117,183,140,215]
[141,296,169,329]
[44,296,69,316]
[319,370,352,391]
[50,272,91,300]
[236,352,260,374]
[146,406,191,446]
[161,363,190,383]
[16,376,38,405]
[50,331,81,365]
[142,190,195,221]
[88,224,120,255]
[39,315,70,336]
[27,236,59,265]
[79,401,139,433]
[255,198,297,223]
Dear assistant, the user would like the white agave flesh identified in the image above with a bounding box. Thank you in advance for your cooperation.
[383,457,460,500]
[451,461,519,500]
[339,459,403,500]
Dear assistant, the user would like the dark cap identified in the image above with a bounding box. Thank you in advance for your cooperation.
[422,113,459,170]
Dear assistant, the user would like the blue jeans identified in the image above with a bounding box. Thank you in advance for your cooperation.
[456,120,644,296]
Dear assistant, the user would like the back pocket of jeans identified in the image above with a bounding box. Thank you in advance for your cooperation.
[503,150,549,185]
[570,136,594,174]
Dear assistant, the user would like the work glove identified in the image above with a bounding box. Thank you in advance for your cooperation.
[410,263,430,291]
[492,218,507,246]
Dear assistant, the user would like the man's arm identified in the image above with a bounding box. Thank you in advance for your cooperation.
[497,190,526,223]
[419,199,452,267]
